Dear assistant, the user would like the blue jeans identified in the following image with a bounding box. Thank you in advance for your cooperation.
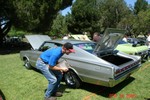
[36,59,63,98]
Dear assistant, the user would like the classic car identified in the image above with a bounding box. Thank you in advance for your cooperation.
[20,28,141,88]
[70,34,91,41]
[115,40,149,62]
[127,37,146,46]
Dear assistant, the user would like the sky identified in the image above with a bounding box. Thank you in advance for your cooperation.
[61,0,150,16]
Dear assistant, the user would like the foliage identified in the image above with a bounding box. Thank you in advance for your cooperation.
[117,13,136,36]
[1,0,150,39]
[50,13,69,38]
[68,0,101,34]
[8,26,29,37]
[98,0,130,29]
[0,0,73,33]
[133,9,150,36]
[66,0,150,38]
[134,0,148,15]
[118,3,150,37]
[68,0,130,35]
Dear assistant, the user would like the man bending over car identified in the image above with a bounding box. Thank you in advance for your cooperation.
[36,42,75,100]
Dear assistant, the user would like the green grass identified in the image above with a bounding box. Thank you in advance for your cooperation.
[0,53,150,100]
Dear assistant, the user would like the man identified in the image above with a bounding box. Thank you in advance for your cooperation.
[122,34,128,42]
[146,31,150,61]
[36,42,75,100]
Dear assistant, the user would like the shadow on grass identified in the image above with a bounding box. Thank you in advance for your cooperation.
[0,89,6,100]
[31,67,69,94]
[31,67,135,98]
[79,77,135,98]
[55,77,135,99]
[58,83,70,94]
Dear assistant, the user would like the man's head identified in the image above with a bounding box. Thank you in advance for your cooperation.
[63,42,75,55]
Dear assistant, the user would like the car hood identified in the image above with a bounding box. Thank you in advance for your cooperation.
[25,35,51,50]
[94,28,126,53]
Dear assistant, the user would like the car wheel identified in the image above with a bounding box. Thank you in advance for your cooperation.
[64,70,82,88]
[24,58,32,69]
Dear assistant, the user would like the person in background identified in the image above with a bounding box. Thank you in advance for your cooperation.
[63,34,71,40]
[122,34,128,42]
[146,31,150,48]
[146,30,150,60]
[93,32,101,42]
[36,42,75,100]
[63,35,68,40]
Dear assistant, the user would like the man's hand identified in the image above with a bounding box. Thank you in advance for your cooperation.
[49,65,68,73]
[61,67,68,72]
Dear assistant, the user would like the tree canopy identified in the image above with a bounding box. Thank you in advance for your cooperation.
[61,0,150,38]
[0,0,73,32]
[1,0,150,41]
[134,0,148,14]
[67,0,130,34]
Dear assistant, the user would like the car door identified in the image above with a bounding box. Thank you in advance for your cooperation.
[30,42,59,67]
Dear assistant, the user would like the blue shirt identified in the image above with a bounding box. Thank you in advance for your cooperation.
[40,47,64,67]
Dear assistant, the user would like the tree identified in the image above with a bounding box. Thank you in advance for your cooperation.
[134,0,148,15]
[133,9,150,37]
[117,13,136,36]
[0,0,73,32]
[50,13,69,38]
[98,0,130,30]
[68,0,130,35]
[0,0,73,42]
[68,0,101,34]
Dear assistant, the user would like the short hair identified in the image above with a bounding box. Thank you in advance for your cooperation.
[64,42,73,50]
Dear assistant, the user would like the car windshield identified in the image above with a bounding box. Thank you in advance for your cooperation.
[74,43,96,53]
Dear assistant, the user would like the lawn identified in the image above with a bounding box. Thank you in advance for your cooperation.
[0,53,150,100]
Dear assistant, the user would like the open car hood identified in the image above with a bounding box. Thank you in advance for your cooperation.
[25,35,51,50]
[93,28,126,54]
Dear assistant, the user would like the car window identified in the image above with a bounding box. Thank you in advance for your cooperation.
[39,42,58,51]
[74,43,96,53]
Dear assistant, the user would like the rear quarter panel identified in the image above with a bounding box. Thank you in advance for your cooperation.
[61,46,114,83]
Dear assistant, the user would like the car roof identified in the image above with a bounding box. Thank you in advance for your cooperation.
[44,39,95,44]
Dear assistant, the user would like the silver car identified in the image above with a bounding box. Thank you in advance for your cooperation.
[20,28,141,88]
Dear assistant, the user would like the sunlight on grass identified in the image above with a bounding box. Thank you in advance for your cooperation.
[0,54,150,100]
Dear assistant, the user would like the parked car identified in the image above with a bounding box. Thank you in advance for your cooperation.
[127,37,146,46]
[20,28,141,88]
[116,40,149,62]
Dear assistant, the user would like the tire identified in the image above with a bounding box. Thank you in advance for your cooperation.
[24,58,32,69]
[64,70,82,88]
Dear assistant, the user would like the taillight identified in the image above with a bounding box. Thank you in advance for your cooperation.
[115,60,140,74]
